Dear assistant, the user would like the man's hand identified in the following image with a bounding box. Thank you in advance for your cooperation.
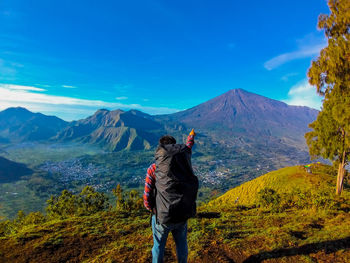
[189,129,196,137]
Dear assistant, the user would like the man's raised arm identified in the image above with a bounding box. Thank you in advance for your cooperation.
[186,129,196,149]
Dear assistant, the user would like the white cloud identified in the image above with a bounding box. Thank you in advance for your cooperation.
[62,85,77,89]
[116,96,128,100]
[264,34,326,70]
[0,83,46,92]
[264,44,324,70]
[282,80,323,110]
[0,83,180,120]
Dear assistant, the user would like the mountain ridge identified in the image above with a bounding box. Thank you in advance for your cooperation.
[0,107,68,143]
[55,109,164,151]
[0,89,318,153]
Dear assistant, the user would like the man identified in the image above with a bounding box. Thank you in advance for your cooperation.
[143,129,198,263]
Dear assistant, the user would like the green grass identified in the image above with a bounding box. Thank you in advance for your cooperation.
[1,164,349,262]
[208,163,339,208]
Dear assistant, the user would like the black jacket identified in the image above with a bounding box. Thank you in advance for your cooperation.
[155,143,199,224]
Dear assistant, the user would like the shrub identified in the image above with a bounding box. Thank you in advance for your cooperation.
[312,191,340,210]
[112,185,145,215]
[0,211,46,236]
[77,186,109,216]
[46,186,109,219]
[280,189,313,210]
[257,188,281,211]
[0,220,11,236]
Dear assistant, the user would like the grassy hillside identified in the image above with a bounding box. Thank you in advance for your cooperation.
[1,164,350,263]
[208,164,338,208]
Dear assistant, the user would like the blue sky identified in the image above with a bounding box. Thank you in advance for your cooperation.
[0,0,329,120]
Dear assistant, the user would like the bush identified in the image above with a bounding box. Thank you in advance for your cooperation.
[257,187,344,212]
[0,220,11,236]
[78,186,109,216]
[279,189,313,210]
[312,191,340,210]
[112,185,145,215]
[46,186,109,219]
[257,188,281,211]
[0,211,46,236]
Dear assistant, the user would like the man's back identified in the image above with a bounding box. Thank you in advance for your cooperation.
[143,130,197,263]
[155,143,198,224]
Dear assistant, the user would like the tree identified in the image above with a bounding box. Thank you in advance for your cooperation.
[112,184,124,210]
[112,185,144,214]
[46,190,78,218]
[77,186,109,216]
[46,187,108,218]
[306,0,350,195]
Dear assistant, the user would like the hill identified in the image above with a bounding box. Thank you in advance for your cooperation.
[1,164,350,263]
[208,163,336,208]
[0,156,33,183]
[55,109,164,151]
[0,107,68,143]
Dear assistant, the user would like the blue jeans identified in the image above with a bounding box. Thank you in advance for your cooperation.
[151,215,188,263]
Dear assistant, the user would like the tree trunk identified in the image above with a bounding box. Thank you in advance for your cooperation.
[336,151,346,195]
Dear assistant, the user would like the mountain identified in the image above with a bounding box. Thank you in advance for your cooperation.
[0,89,318,151]
[0,156,33,183]
[0,107,68,142]
[159,89,318,145]
[0,90,320,192]
[56,109,165,151]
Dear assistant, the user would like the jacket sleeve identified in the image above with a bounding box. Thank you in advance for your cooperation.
[143,163,156,211]
[186,134,195,150]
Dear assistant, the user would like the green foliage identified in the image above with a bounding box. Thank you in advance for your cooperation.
[257,188,281,211]
[280,189,312,210]
[306,0,350,194]
[256,186,349,212]
[0,220,11,236]
[78,186,109,216]
[208,164,336,209]
[112,184,123,210]
[46,186,109,219]
[123,190,144,213]
[112,185,144,214]
[0,210,46,236]
[308,0,350,96]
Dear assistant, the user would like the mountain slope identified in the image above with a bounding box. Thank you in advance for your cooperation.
[154,89,320,189]
[0,107,68,142]
[0,156,33,183]
[160,89,318,144]
[56,109,164,151]
[208,163,336,208]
